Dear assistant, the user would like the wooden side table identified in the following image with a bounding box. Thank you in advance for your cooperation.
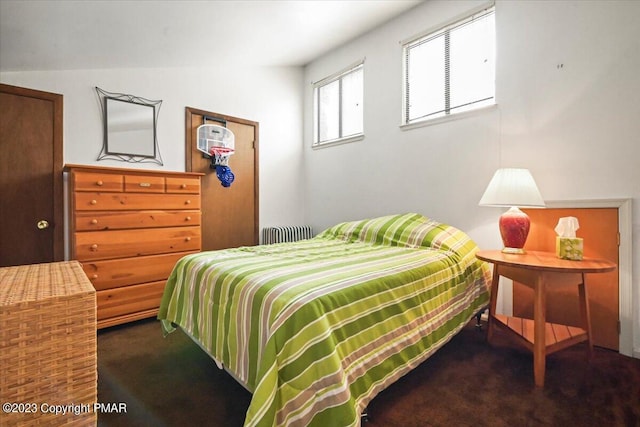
[475,250,616,387]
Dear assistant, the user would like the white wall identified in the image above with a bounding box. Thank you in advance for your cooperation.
[0,65,306,230]
[303,0,640,356]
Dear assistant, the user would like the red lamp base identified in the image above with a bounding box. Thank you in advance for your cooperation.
[499,206,530,254]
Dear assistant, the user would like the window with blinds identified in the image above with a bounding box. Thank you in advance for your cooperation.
[403,5,495,125]
[313,61,364,147]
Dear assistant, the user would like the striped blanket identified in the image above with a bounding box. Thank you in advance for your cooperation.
[158,213,490,426]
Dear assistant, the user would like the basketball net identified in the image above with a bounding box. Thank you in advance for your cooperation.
[210,146,235,187]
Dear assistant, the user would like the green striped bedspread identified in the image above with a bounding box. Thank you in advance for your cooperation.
[158,213,491,426]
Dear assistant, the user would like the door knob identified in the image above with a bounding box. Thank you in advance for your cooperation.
[37,220,50,230]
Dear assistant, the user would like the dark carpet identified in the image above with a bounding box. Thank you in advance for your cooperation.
[97,318,640,427]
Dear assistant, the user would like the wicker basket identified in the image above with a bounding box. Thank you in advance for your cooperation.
[0,261,97,426]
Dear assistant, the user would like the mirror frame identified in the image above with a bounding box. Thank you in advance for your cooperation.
[95,86,163,165]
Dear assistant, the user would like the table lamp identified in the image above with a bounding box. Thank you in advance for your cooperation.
[479,168,545,254]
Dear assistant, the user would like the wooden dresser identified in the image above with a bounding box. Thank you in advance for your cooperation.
[65,164,202,329]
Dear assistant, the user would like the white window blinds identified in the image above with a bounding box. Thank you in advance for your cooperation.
[313,61,364,146]
[403,5,495,124]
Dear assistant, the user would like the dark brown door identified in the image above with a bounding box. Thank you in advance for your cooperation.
[185,107,258,251]
[514,207,619,350]
[0,84,64,267]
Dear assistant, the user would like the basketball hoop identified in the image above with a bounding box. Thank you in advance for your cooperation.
[209,146,235,167]
[196,124,236,187]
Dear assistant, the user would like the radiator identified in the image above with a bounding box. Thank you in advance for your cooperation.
[262,226,314,244]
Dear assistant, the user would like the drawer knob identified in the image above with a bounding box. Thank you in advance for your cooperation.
[180,184,187,189]
[90,199,97,205]
[185,216,191,221]
[96,180,103,186]
[185,237,191,242]
[139,182,151,188]
[90,244,98,250]
[185,200,191,205]
[90,219,98,225]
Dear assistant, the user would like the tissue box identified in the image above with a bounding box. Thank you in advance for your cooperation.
[556,237,583,260]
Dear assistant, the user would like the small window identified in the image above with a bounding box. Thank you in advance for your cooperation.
[402,5,495,125]
[313,61,364,147]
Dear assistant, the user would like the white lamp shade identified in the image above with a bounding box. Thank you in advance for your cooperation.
[478,168,545,208]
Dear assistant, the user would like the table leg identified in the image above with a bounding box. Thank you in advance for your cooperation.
[578,273,594,359]
[533,273,546,387]
[487,265,500,343]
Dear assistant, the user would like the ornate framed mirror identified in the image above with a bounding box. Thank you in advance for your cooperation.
[96,87,163,165]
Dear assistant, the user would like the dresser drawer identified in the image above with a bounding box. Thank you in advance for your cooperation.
[74,210,201,231]
[74,192,199,211]
[73,171,123,192]
[166,176,201,194]
[96,280,166,321]
[81,251,194,290]
[124,174,165,193]
[74,226,201,261]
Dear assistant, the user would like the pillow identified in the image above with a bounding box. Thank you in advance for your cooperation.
[316,213,472,252]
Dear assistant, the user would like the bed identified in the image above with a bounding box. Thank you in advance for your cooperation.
[158,213,491,427]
